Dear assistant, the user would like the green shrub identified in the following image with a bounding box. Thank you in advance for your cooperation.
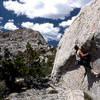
[84,92,93,100]
[2,48,16,90]
[0,81,6,99]
[0,42,56,91]
[14,53,29,77]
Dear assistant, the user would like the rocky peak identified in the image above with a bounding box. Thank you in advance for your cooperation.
[0,28,47,54]
[51,0,100,99]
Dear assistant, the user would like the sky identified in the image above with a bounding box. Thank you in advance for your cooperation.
[0,0,92,46]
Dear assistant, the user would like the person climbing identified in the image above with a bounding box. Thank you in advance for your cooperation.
[74,44,98,76]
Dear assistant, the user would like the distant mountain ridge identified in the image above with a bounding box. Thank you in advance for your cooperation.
[0,28,47,54]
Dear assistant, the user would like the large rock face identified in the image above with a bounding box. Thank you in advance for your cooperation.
[51,0,100,99]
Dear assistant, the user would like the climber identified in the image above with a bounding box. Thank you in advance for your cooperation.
[74,45,98,76]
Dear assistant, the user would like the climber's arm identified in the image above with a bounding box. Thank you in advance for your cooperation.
[78,50,88,57]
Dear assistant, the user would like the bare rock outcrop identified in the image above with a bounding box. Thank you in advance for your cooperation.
[0,28,47,54]
[65,90,84,100]
[6,88,85,100]
[51,0,100,99]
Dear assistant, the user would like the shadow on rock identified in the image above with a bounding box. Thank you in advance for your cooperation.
[56,55,80,82]
[84,69,100,90]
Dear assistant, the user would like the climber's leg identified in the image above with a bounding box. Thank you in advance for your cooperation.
[90,69,98,76]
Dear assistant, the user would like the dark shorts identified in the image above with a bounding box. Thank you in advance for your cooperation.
[75,60,92,70]
[80,59,92,70]
[75,60,81,65]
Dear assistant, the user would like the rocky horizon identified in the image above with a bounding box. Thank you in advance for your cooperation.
[0,28,47,55]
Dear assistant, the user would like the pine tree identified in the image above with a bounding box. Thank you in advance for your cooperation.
[2,48,16,91]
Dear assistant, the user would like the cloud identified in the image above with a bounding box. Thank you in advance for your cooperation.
[0,17,3,30]
[3,0,92,19]
[8,19,14,22]
[0,26,3,30]
[21,22,62,41]
[59,16,76,27]
[21,22,34,29]
[67,0,92,8]
[0,17,3,24]
[4,21,18,30]
[0,17,3,21]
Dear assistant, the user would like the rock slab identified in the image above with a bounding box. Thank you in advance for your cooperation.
[51,0,100,99]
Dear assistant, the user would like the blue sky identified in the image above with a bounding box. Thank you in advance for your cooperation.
[0,0,92,45]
